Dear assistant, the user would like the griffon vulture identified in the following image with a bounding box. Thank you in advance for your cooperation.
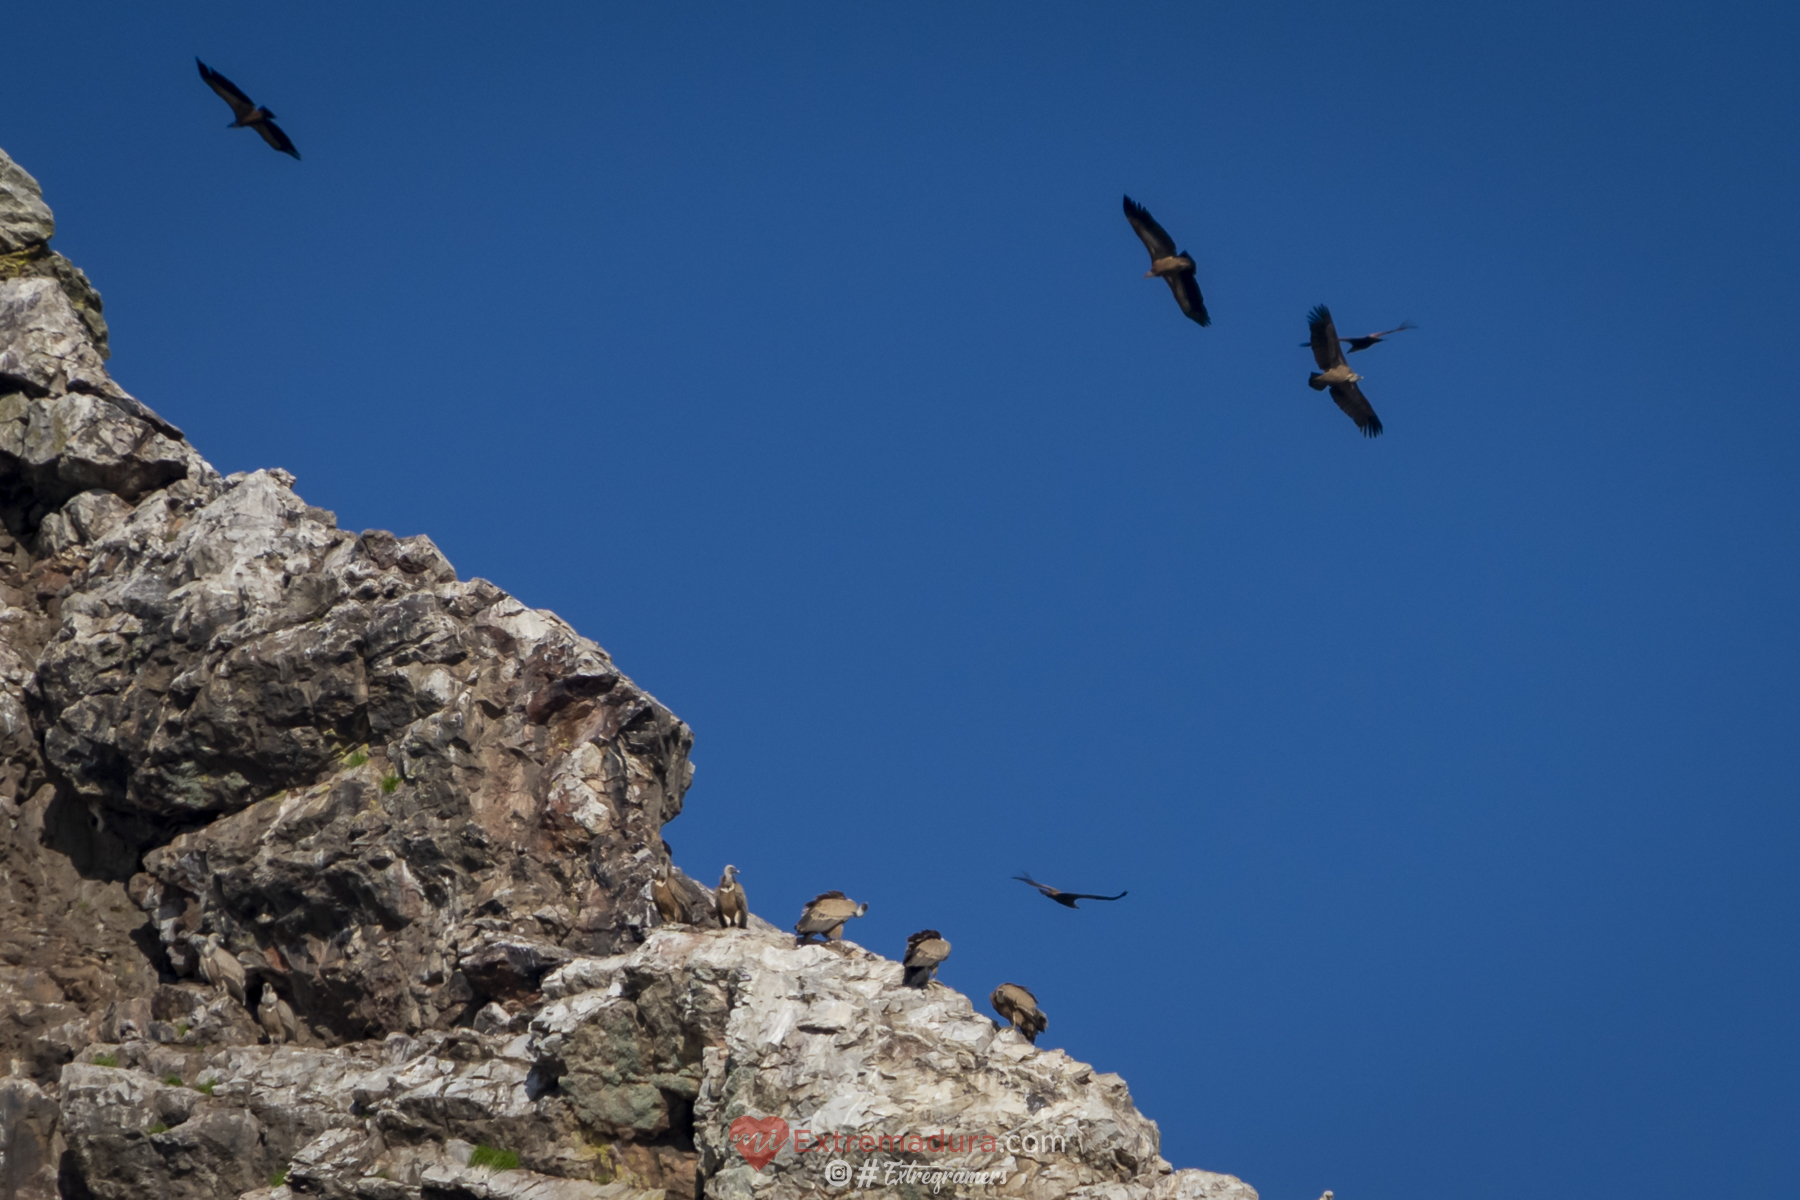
[1307,305,1384,437]
[1123,195,1210,327]
[196,58,301,159]
[651,867,688,925]
[794,891,868,945]
[257,985,299,1045]
[193,933,247,1007]
[902,930,952,988]
[1013,872,1127,909]
[990,983,1048,1044]
[716,864,748,929]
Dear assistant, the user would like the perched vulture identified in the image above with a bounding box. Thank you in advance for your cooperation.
[194,933,247,1007]
[1122,195,1210,326]
[651,867,688,925]
[1013,872,1127,909]
[1300,320,1416,353]
[257,986,298,1045]
[196,58,301,159]
[715,864,748,929]
[794,891,869,945]
[1307,305,1384,438]
[902,930,952,988]
[990,983,1048,1044]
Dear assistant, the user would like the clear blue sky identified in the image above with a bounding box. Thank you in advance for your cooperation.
[8,3,1798,1197]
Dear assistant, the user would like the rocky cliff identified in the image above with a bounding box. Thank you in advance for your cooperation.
[0,148,1255,1200]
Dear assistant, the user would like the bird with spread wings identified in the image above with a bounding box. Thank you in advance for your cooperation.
[1122,195,1210,327]
[1301,319,1416,353]
[1307,305,1384,438]
[1013,873,1127,909]
[196,58,301,159]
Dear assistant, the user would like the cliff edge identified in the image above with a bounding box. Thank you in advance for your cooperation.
[0,147,1255,1200]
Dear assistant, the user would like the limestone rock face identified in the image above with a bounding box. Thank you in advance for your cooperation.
[0,145,1257,1200]
[0,148,109,354]
[0,153,54,254]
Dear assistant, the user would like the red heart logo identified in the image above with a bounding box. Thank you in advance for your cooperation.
[729,1114,791,1171]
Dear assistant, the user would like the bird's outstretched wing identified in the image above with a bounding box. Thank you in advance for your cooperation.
[1166,271,1211,327]
[1329,379,1384,437]
[254,119,301,159]
[1345,320,1416,353]
[1122,195,1178,262]
[1308,305,1347,373]
[1013,873,1126,902]
[197,58,257,120]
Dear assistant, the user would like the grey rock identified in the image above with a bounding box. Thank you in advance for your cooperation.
[0,143,1259,1200]
[0,1076,61,1200]
[0,151,54,254]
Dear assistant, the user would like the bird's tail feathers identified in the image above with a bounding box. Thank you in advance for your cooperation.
[1308,373,1329,391]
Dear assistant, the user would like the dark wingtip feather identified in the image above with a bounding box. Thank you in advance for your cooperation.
[1307,304,1332,329]
[1363,417,1384,438]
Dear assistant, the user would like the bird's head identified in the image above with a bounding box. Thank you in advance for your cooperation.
[723,864,739,880]
[855,902,870,917]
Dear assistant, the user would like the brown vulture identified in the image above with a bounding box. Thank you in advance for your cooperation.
[902,930,952,988]
[794,891,869,944]
[1307,305,1384,437]
[193,932,247,1007]
[1299,320,1416,353]
[1123,195,1210,326]
[257,985,299,1045]
[651,867,688,925]
[715,864,748,929]
[990,983,1048,1044]
[1013,872,1127,909]
[196,58,301,159]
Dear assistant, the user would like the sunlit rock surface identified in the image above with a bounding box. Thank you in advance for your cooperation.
[0,144,1255,1200]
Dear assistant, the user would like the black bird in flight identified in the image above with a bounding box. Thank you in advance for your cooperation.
[1122,195,1210,327]
[1306,305,1384,438]
[196,58,301,159]
[1300,319,1416,353]
[1013,873,1127,909]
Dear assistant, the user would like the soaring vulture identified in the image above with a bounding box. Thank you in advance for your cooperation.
[1300,320,1416,353]
[1307,305,1384,438]
[1013,872,1127,909]
[715,864,748,929]
[990,983,1048,1044]
[196,58,301,159]
[794,891,869,944]
[902,930,952,988]
[651,867,688,925]
[1123,195,1210,326]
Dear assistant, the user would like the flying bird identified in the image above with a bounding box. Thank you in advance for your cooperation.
[196,58,301,159]
[715,864,748,929]
[990,983,1048,1044]
[794,891,869,945]
[1013,873,1127,909]
[1300,320,1416,353]
[1307,305,1384,438]
[1122,195,1210,326]
[902,930,952,988]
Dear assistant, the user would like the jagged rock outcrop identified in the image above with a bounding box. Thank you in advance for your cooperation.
[0,146,1255,1200]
